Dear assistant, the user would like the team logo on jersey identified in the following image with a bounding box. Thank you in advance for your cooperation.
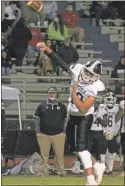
[57,106,60,110]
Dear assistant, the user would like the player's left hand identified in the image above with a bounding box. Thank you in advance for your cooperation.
[72,81,78,96]
[119,100,124,110]
[104,132,116,140]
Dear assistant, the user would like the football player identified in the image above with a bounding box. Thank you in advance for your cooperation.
[37,42,106,186]
[100,92,121,176]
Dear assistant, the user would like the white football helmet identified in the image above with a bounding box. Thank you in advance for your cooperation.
[78,60,102,84]
[104,92,117,108]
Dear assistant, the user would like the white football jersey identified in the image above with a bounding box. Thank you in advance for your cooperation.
[103,104,119,134]
[121,116,125,133]
[91,104,107,131]
[67,64,105,116]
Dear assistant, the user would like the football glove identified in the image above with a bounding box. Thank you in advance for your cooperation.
[104,132,116,141]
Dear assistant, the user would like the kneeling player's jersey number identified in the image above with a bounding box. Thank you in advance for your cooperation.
[107,115,113,127]
[94,115,113,127]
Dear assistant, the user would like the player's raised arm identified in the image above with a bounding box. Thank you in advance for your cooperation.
[115,100,125,123]
[37,42,70,72]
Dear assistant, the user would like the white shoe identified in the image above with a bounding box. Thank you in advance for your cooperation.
[85,180,98,186]
[93,163,106,184]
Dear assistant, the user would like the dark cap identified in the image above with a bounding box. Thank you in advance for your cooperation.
[47,87,58,94]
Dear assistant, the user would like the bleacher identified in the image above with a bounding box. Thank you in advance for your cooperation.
[100,20,124,51]
[80,18,124,66]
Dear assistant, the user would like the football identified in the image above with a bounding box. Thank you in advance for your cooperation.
[26,1,43,12]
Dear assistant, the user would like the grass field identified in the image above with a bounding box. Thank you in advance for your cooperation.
[2,175,124,185]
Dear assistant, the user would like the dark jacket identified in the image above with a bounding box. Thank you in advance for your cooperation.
[11,19,32,56]
[59,45,79,65]
[34,100,67,135]
[11,26,32,48]
[111,57,125,78]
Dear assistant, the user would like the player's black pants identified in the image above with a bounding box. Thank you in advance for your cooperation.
[103,137,120,154]
[66,114,93,152]
[88,130,107,161]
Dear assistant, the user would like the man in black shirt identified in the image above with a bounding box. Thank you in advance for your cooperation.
[58,38,79,76]
[34,87,67,176]
[59,38,79,65]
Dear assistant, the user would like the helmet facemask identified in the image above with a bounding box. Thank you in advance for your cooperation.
[78,67,100,84]
[104,95,117,109]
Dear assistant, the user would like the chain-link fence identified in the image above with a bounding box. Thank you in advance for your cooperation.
[5,119,34,131]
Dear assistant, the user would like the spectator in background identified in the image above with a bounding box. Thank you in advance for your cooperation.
[41,1,58,24]
[101,2,118,20]
[46,39,57,75]
[1,47,12,84]
[61,3,84,42]
[111,56,125,95]
[114,2,125,20]
[34,39,53,79]
[111,56,125,79]
[2,1,20,32]
[34,87,67,176]
[58,37,79,77]
[48,14,69,45]
[27,21,42,61]
[90,2,118,26]
[90,2,104,26]
[9,18,32,73]
[59,38,79,65]
[35,54,53,80]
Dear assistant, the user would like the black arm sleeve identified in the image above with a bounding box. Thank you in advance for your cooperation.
[97,117,107,127]
[46,51,70,72]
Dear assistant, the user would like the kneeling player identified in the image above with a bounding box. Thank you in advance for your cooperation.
[101,92,121,176]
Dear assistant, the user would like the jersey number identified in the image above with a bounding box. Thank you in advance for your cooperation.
[94,115,113,127]
[71,92,84,104]
[94,118,100,127]
[107,115,113,127]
